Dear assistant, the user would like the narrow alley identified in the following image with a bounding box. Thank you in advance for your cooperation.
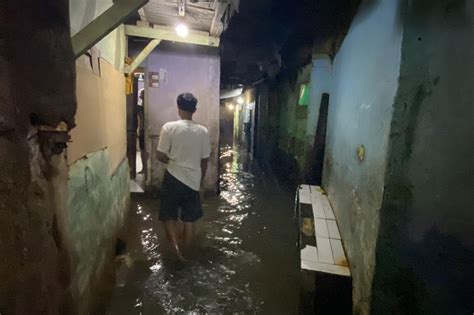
[109,144,299,314]
[0,0,473,314]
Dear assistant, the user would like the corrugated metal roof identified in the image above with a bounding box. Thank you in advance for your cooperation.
[141,0,220,34]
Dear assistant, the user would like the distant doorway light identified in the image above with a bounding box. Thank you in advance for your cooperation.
[176,24,189,38]
[227,103,235,112]
[237,96,244,104]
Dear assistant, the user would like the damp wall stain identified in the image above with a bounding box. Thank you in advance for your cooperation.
[372,0,474,314]
[67,150,130,314]
[321,1,403,313]
[0,1,76,313]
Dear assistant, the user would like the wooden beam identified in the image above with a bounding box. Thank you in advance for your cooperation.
[210,1,229,36]
[72,0,149,58]
[124,24,220,47]
[138,8,147,21]
[125,39,161,74]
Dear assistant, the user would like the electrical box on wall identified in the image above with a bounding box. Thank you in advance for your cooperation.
[149,72,159,88]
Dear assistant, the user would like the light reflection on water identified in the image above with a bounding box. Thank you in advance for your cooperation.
[113,145,264,314]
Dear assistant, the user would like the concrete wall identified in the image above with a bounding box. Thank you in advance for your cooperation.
[251,0,472,312]
[0,1,76,313]
[69,0,126,71]
[305,54,332,147]
[67,0,130,312]
[145,43,220,193]
[322,0,403,312]
[69,59,126,173]
[372,0,474,313]
[253,66,313,184]
[322,0,473,313]
[67,149,129,313]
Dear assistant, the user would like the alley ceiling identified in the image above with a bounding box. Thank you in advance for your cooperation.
[138,0,239,36]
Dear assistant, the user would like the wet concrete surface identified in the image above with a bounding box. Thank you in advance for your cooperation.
[108,145,300,314]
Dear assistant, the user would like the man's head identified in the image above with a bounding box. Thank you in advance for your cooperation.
[177,93,198,119]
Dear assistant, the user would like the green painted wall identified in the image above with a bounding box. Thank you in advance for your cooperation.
[372,1,474,313]
[276,64,312,165]
[67,150,130,313]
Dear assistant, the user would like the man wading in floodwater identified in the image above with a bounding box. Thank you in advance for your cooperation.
[156,93,211,261]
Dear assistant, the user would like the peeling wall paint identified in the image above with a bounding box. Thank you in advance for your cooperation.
[322,1,403,313]
[67,150,130,313]
[372,0,474,313]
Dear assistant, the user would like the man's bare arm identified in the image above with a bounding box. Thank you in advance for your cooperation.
[157,151,170,164]
[201,158,209,186]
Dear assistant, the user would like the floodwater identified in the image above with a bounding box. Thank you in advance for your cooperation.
[108,145,299,314]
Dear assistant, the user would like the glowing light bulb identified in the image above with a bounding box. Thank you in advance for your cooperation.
[176,24,189,37]
[237,96,244,104]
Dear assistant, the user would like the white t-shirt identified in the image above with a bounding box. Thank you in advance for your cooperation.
[157,120,211,191]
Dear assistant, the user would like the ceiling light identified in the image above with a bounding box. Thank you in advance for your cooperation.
[237,96,244,104]
[176,24,189,38]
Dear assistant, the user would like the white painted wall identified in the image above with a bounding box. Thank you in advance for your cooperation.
[322,0,403,312]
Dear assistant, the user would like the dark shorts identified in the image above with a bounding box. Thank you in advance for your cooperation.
[160,172,203,222]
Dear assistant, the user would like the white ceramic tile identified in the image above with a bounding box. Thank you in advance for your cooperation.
[315,218,329,238]
[299,185,312,204]
[327,220,341,239]
[317,236,334,264]
[130,180,144,193]
[301,259,351,277]
[310,187,326,218]
[321,196,335,219]
[330,239,348,267]
[301,245,318,262]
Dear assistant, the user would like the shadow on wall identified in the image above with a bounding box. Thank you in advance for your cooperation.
[371,0,473,313]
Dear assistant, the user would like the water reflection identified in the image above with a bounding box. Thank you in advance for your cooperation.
[111,145,265,314]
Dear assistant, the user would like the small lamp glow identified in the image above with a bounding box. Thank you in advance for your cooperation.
[176,24,189,38]
[227,103,235,111]
[237,96,244,104]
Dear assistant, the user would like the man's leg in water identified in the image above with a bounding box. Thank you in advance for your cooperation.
[163,220,185,261]
[183,222,195,255]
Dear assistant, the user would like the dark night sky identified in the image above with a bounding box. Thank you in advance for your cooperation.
[220,0,361,85]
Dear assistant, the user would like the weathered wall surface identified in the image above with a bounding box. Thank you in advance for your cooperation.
[145,43,221,193]
[305,54,331,147]
[372,1,474,313]
[66,59,128,312]
[66,0,130,312]
[0,0,76,313]
[69,63,108,164]
[67,150,129,314]
[275,65,312,155]
[69,59,127,173]
[69,0,126,71]
[322,1,403,312]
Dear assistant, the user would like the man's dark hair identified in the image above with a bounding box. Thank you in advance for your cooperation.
[177,93,198,113]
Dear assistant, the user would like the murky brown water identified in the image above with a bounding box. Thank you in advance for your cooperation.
[108,145,299,314]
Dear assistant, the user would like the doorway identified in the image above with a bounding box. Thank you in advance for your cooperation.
[128,72,147,193]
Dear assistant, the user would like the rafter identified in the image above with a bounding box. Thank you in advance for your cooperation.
[72,0,149,58]
[124,24,220,47]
